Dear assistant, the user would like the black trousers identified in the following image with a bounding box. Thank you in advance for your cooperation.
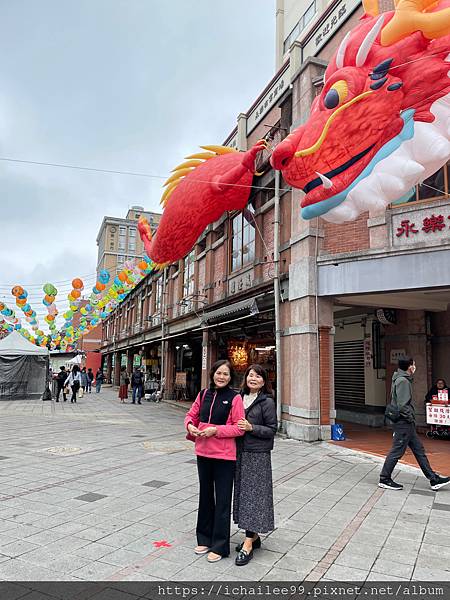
[56,384,66,402]
[380,421,436,481]
[71,383,80,403]
[196,456,235,557]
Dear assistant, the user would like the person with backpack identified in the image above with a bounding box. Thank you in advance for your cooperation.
[131,367,144,404]
[380,356,450,491]
[55,366,68,402]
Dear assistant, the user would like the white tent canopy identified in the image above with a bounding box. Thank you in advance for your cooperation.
[0,331,48,356]
[0,331,48,399]
[67,354,82,365]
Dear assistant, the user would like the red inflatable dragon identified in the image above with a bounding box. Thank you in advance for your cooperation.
[271,0,450,222]
[138,141,267,265]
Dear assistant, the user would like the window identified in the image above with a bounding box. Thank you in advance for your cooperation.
[118,254,125,263]
[391,163,448,207]
[129,228,136,237]
[118,236,126,250]
[231,212,255,271]
[283,1,316,53]
[128,240,136,252]
[119,226,126,234]
[180,252,195,314]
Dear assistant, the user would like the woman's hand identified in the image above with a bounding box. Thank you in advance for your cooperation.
[187,423,201,437]
[199,426,217,438]
[237,419,253,432]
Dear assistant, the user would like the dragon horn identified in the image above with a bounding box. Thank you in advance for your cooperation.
[200,145,237,154]
[356,15,385,67]
[185,152,216,160]
[335,31,351,68]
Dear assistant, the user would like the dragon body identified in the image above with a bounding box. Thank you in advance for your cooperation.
[138,141,266,265]
[271,0,450,222]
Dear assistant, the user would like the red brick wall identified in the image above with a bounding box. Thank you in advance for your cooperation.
[212,244,226,303]
[319,326,331,425]
[262,208,275,281]
[321,213,370,254]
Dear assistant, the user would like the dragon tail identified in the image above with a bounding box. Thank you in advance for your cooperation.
[138,216,153,257]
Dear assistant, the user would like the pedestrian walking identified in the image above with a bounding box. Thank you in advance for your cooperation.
[80,367,89,394]
[233,365,277,566]
[65,365,82,403]
[131,367,143,404]
[119,366,129,403]
[185,359,245,563]
[87,368,94,393]
[380,356,450,491]
[55,366,67,402]
[95,368,104,393]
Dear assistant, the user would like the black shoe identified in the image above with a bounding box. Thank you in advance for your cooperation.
[378,479,403,490]
[235,536,261,552]
[138,401,141,404]
[431,476,450,491]
[71,400,73,403]
[235,548,253,566]
[56,400,59,402]
[132,401,135,404]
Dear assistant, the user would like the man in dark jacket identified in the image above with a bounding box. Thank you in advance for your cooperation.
[55,366,67,402]
[380,356,450,491]
[131,367,143,405]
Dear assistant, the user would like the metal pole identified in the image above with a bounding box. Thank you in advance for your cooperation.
[273,170,283,430]
[160,268,167,399]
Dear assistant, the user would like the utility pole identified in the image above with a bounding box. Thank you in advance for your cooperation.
[273,170,282,430]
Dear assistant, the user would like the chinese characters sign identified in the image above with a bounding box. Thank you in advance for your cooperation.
[302,0,362,60]
[246,65,289,134]
[426,404,450,426]
[392,206,450,247]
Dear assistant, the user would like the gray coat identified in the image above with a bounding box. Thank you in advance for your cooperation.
[391,369,415,423]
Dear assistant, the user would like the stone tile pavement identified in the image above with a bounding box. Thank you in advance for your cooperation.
[0,387,447,583]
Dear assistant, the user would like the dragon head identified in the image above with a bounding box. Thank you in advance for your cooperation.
[271,0,450,222]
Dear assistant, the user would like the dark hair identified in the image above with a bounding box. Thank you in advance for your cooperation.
[436,378,447,388]
[120,366,126,372]
[241,364,273,396]
[209,360,234,389]
[72,365,80,374]
[398,356,414,371]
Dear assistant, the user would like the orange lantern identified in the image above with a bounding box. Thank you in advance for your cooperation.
[11,286,24,297]
[72,278,83,290]
[96,282,106,291]
[118,272,127,283]
[72,289,81,299]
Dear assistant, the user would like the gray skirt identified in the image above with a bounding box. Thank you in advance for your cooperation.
[233,450,274,534]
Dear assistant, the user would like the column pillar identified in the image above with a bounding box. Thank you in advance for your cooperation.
[113,352,121,386]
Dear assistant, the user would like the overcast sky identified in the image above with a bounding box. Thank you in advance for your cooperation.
[0,0,275,317]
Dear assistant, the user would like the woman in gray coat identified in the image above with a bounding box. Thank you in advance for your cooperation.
[233,364,277,566]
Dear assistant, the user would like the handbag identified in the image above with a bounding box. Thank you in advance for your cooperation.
[186,389,207,442]
[385,382,401,423]
[125,377,130,385]
[79,387,84,398]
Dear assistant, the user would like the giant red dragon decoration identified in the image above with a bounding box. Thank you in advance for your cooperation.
[140,0,450,262]
[271,0,450,222]
[138,140,267,265]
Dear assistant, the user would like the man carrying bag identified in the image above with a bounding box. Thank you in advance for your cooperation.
[379,356,450,491]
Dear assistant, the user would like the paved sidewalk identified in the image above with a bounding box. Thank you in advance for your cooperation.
[0,388,447,582]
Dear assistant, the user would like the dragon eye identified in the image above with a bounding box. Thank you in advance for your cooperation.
[324,80,348,109]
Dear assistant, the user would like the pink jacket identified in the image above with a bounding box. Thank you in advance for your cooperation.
[185,390,245,460]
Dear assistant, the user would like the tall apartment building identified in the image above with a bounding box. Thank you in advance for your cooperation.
[96,207,161,280]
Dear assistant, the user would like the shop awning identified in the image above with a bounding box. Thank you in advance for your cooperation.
[201,297,259,325]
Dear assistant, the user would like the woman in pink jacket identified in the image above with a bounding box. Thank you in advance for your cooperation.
[185,359,245,563]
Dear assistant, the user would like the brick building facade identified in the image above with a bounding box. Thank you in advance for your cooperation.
[101,0,450,440]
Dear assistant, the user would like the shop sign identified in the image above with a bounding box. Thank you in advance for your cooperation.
[246,64,290,135]
[120,355,127,367]
[201,346,207,371]
[133,354,141,367]
[392,205,450,247]
[302,0,362,60]
[390,349,406,365]
[228,270,254,296]
[426,403,450,426]
[175,372,187,385]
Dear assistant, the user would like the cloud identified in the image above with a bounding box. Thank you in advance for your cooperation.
[0,0,275,330]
